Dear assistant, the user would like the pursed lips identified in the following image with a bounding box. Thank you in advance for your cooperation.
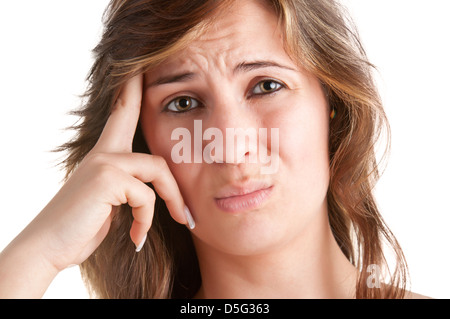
[213,180,274,213]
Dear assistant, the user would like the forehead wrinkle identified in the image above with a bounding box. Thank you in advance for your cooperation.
[147,0,295,85]
[173,40,239,81]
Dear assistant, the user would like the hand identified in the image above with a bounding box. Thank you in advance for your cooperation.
[13,74,189,272]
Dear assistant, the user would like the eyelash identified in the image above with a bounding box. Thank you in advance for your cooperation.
[163,79,286,114]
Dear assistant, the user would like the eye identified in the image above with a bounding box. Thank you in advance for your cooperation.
[165,96,200,113]
[252,80,284,95]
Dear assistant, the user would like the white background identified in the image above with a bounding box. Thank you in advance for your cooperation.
[0,1,448,299]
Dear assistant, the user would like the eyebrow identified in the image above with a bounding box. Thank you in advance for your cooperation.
[148,60,296,88]
[149,72,196,87]
[233,60,296,74]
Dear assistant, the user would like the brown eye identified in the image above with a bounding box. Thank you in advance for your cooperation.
[166,96,199,112]
[253,80,283,94]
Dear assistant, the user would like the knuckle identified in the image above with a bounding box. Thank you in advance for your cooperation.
[114,96,140,111]
[146,187,157,202]
[113,97,126,110]
[77,153,118,186]
[152,155,169,170]
[81,153,124,184]
[83,152,108,166]
[93,162,118,185]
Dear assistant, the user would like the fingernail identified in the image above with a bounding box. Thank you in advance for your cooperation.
[184,205,195,230]
[135,233,147,252]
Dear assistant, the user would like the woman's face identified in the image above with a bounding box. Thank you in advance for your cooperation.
[141,0,330,256]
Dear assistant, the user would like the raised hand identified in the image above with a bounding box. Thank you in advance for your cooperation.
[0,74,190,298]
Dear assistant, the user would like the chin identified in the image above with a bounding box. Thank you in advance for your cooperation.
[191,201,305,257]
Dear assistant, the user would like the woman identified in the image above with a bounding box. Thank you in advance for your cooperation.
[0,0,422,298]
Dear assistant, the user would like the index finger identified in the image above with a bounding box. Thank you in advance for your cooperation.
[93,74,144,153]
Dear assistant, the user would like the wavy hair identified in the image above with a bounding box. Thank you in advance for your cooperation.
[57,0,408,298]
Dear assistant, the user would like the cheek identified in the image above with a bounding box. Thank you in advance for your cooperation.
[140,95,180,160]
[140,110,202,201]
[276,91,331,196]
[167,163,199,203]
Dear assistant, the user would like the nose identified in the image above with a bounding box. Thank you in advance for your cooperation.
[201,96,261,165]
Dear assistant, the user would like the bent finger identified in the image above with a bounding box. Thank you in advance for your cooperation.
[90,152,189,227]
[119,173,157,250]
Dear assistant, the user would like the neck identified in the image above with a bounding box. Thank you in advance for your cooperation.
[193,206,357,299]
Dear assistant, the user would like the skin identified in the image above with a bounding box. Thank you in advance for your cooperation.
[9,0,435,299]
[0,75,189,298]
[141,0,357,298]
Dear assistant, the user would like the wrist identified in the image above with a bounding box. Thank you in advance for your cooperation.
[0,227,60,298]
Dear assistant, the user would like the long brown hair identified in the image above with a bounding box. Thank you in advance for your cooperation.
[57,0,408,298]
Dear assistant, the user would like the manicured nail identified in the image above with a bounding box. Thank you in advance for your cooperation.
[135,233,147,252]
[184,205,195,230]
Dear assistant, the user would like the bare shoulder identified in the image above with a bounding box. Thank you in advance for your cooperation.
[404,291,433,299]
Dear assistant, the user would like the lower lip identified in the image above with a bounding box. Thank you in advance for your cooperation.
[214,186,274,213]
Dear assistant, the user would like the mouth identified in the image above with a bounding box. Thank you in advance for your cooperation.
[214,181,274,213]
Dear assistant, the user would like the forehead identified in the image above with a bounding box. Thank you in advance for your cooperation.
[147,0,293,76]
[194,0,282,51]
